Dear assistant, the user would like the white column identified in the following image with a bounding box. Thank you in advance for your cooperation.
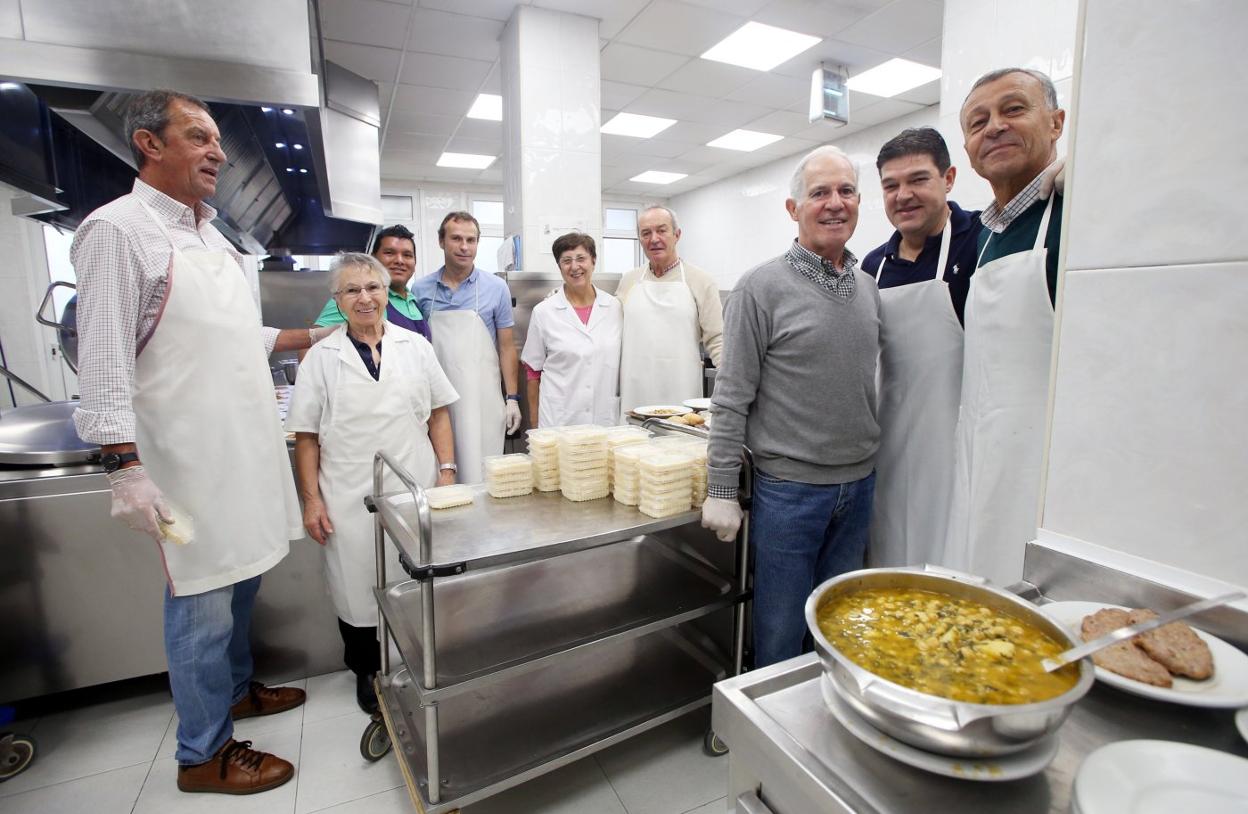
[500,6,602,273]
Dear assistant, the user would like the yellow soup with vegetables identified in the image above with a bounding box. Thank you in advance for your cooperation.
[816,587,1079,705]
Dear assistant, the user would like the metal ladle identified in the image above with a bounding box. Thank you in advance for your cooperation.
[1043,590,1245,673]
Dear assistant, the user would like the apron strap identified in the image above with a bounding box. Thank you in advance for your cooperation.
[1033,194,1056,251]
[877,215,953,283]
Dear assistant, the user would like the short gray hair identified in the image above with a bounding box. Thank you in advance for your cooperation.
[639,205,679,233]
[965,68,1059,111]
[329,252,390,293]
[123,89,213,168]
[789,144,858,200]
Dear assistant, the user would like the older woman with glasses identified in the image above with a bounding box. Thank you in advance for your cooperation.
[521,233,622,427]
[286,252,457,714]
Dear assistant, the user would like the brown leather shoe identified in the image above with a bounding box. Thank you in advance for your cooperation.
[230,681,306,720]
[177,739,293,794]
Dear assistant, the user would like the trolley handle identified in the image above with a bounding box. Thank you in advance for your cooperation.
[372,450,434,567]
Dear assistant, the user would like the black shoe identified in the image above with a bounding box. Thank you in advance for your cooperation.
[356,673,379,715]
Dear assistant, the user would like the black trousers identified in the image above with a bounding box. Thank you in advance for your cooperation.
[337,618,381,677]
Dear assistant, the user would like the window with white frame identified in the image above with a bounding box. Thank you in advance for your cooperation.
[471,198,504,274]
[602,206,640,275]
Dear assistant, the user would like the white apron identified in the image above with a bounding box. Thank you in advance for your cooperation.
[318,328,436,626]
[429,295,504,484]
[533,288,622,428]
[132,202,301,597]
[619,262,702,415]
[943,196,1056,585]
[868,218,963,568]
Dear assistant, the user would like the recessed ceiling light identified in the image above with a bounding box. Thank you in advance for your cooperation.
[467,93,503,121]
[707,129,783,152]
[437,152,496,169]
[630,171,687,185]
[601,112,676,139]
[281,108,295,115]
[299,168,308,174]
[285,167,294,173]
[701,22,821,72]
[846,58,942,98]
[261,107,273,113]
[275,142,286,148]
[292,143,304,150]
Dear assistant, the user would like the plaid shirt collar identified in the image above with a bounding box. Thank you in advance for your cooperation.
[979,162,1056,234]
[133,178,218,228]
[784,240,858,299]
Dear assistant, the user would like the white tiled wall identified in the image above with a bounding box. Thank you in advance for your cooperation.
[668,107,941,290]
[1042,0,1248,590]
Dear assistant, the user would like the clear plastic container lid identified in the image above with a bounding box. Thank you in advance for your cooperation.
[483,453,533,476]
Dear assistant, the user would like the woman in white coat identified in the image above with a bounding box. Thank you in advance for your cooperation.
[286,252,458,714]
[521,233,622,427]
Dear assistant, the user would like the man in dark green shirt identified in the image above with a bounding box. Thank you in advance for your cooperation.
[314,225,431,340]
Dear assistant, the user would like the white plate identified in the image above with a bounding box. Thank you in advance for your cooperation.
[1074,740,1248,814]
[1040,600,1248,708]
[632,404,692,418]
[819,676,1059,782]
[681,397,712,411]
[1236,708,1248,745]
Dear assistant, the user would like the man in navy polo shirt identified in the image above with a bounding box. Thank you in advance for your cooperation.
[861,127,980,571]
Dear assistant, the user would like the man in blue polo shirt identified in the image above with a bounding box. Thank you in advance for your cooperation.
[944,67,1066,587]
[861,127,980,571]
[412,211,520,484]
[313,224,431,341]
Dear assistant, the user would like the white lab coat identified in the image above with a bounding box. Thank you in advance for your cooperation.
[521,286,622,427]
[286,323,458,625]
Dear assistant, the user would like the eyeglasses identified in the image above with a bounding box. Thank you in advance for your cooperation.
[335,282,386,298]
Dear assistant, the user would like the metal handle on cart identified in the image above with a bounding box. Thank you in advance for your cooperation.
[372,450,434,569]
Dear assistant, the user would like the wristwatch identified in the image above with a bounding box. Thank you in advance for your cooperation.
[439,462,458,473]
[101,451,141,473]
[505,394,521,402]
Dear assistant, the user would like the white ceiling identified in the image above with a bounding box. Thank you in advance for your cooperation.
[319,0,944,196]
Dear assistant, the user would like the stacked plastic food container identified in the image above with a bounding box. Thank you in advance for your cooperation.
[484,453,534,498]
[637,447,696,518]
[557,426,610,502]
[526,428,561,492]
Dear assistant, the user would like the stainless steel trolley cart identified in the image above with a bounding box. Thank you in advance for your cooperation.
[361,437,752,813]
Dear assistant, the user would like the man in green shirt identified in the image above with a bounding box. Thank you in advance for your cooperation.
[314,225,431,340]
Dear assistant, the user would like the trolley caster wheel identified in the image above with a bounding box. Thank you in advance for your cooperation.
[359,718,391,762]
[0,733,36,781]
[702,729,728,757]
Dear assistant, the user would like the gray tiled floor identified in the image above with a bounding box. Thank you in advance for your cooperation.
[0,671,728,814]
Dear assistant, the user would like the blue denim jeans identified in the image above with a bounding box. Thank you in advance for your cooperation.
[163,575,260,765]
[750,469,875,668]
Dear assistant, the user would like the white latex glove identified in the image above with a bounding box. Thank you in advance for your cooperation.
[107,465,173,542]
[505,400,523,434]
[701,496,743,543]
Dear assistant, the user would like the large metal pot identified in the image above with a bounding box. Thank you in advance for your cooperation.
[805,566,1094,757]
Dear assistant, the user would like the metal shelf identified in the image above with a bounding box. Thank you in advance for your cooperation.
[377,535,745,701]
[380,625,729,814]
[374,484,701,572]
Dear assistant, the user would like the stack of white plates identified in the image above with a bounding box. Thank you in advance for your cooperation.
[483,453,533,498]
[611,443,646,506]
[637,447,694,518]
[558,425,609,502]
[605,426,650,488]
[1072,740,1248,814]
[526,428,561,492]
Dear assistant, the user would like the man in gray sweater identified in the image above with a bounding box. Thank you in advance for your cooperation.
[702,144,881,668]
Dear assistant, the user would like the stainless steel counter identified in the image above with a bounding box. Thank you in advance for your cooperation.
[714,654,1247,814]
[0,466,344,703]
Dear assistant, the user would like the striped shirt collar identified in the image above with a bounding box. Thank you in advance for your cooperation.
[132,178,218,227]
[784,239,858,299]
[979,161,1057,234]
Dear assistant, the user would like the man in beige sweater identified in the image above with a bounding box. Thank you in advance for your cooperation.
[616,205,724,414]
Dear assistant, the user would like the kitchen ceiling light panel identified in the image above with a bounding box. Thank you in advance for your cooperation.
[467,93,503,121]
[701,22,822,72]
[707,129,783,151]
[437,152,497,169]
[602,112,677,138]
[845,58,942,98]
[630,171,687,185]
